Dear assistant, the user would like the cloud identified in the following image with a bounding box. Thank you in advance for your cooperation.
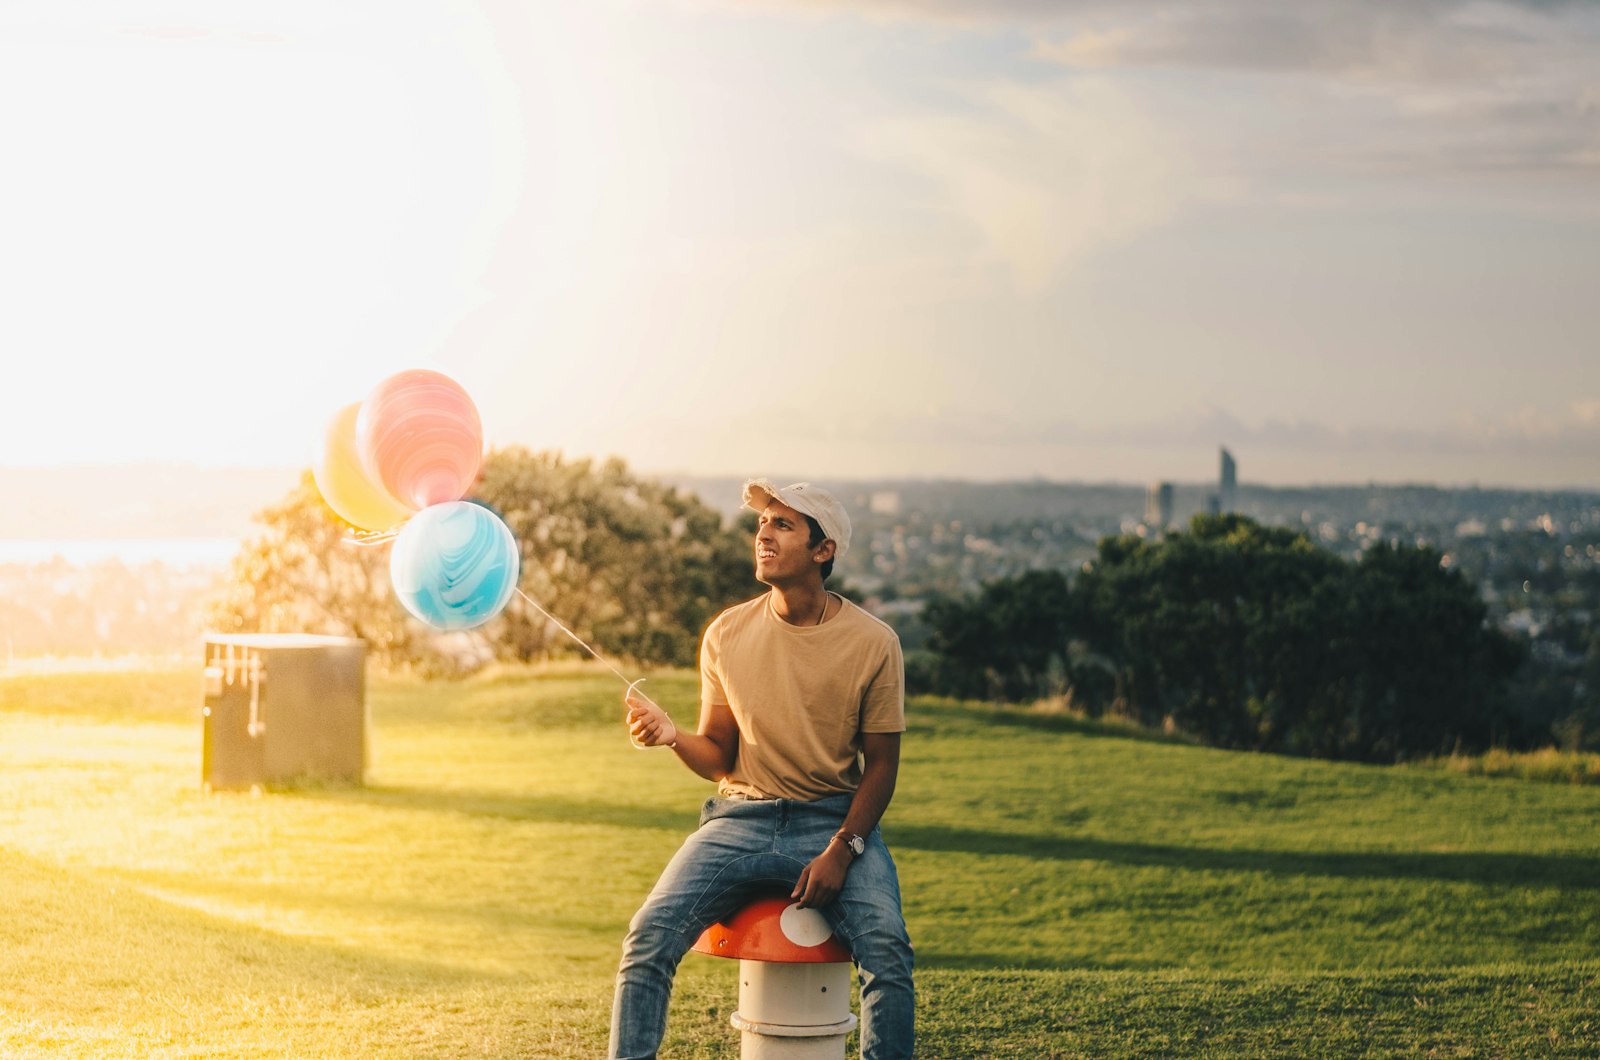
[1032,2,1548,82]
[1105,400,1600,460]
[1027,1,1600,180]
[739,0,1599,184]
[759,0,1597,80]
[726,0,1596,293]
[861,77,1231,288]
[641,390,1600,487]
[825,397,1600,465]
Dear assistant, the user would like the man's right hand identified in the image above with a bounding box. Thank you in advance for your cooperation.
[626,690,678,748]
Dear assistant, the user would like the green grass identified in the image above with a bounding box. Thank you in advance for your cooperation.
[1417,746,1600,786]
[2,664,1598,1057]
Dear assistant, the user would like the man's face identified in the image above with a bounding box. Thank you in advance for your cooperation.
[754,500,829,586]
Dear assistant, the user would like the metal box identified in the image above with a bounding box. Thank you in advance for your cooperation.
[201,633,367,792]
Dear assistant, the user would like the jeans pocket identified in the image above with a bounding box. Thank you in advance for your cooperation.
[698,797,721,827]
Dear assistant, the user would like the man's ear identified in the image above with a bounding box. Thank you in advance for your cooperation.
[813,539,837,564]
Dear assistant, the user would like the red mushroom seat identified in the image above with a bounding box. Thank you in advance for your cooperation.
[691,896,852,963]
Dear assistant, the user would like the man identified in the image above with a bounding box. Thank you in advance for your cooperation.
[608,479,915,1060]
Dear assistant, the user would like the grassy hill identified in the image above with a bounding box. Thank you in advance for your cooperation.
[1,664,1596,1057]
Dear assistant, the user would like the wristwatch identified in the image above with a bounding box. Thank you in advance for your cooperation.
[834,832,866,858]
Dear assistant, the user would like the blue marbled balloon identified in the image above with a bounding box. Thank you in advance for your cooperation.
[390,501,519,630]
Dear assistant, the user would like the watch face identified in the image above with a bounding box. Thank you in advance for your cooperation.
[849,835,865,856]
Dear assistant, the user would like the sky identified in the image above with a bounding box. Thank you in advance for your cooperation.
[2,0,1597,490]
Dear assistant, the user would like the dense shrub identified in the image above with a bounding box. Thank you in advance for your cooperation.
[923,514,1527,762]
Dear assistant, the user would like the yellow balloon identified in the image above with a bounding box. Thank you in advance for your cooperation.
[313,402,416,531]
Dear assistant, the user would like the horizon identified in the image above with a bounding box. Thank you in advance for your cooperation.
[6,458,1600,497]
[2,460,1597,554]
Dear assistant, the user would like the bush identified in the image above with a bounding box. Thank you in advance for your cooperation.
[925,515,1526,762]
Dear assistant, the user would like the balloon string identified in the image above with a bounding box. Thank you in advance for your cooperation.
[516,589,652,751]
[514,588,637,689]
[343,528,402,546]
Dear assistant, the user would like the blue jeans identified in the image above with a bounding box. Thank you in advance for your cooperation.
[608,793,915,1059]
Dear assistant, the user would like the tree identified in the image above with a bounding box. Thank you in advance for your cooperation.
[1343,541,1526,758]
[922,570,1074,702]
[475,448,753,668]
[1071,515,1353,747]
[926,514,1527,762]
[209,450,755,671]
[1074,516,1525,759]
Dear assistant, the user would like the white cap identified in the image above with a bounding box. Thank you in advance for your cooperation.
[741,479,852,564]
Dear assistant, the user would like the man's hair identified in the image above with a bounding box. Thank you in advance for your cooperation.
[803,515,835,581]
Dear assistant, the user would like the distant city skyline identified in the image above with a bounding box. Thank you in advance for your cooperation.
[1,1,1596,491]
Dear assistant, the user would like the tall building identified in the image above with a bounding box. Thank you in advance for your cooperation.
[1145,481,1174,529]
[1219,448,1237,513]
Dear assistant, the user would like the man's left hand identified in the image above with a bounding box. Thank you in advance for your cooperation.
[791,840,851,909]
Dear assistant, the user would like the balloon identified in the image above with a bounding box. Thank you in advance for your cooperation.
[357,369,483,510]
[389,501,519,631]
[313,403,416,531]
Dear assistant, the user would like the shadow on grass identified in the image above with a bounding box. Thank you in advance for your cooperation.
[285,782,1600,893]
[889,821,1600,892]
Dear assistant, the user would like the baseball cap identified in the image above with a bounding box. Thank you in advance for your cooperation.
[742,479,852,563]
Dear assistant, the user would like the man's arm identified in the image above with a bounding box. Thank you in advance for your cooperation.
[671,700,740,782]
[627,692,739,782]
[792,730,901,909]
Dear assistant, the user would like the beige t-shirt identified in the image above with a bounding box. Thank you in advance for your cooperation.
[701,591,906,801]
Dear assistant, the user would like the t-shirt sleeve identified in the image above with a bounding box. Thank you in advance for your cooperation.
[700,615,729,711]
[860,634,906,733]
